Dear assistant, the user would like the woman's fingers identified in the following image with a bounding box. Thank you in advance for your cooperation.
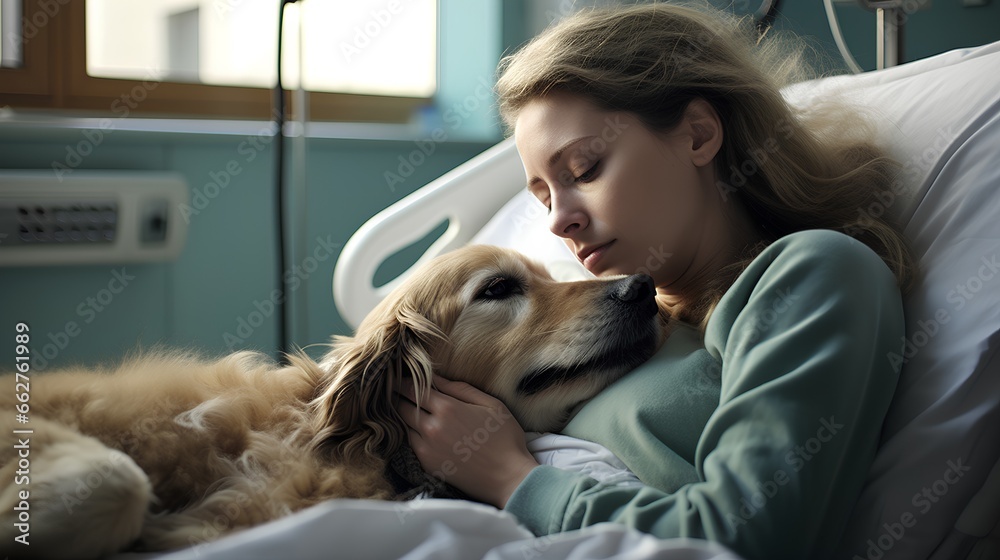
[396,397,421,428]
[396,377,419,403]
[392,373,539,507]
[431,376,502,408]
[395,380,444,437]
[397,375,497,414]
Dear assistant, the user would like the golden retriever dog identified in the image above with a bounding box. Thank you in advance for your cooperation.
[0,244,669,559]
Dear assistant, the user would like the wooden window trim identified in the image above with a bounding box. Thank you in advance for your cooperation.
[0,0,430,122]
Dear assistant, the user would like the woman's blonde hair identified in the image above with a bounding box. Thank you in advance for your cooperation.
[495,2,917,333]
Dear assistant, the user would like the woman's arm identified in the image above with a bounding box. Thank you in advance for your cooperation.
[504,230,906,560]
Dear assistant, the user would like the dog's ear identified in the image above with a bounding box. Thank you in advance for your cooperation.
[310,303,444,463]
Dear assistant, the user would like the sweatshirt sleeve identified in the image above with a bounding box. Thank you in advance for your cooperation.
[503,230,906,560]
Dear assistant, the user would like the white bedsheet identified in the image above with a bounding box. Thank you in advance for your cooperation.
[120,434,743,560]
[155,499,743,560]
[525,432,643,487]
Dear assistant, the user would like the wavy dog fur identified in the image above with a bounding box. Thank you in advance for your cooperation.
[0,245,668,559]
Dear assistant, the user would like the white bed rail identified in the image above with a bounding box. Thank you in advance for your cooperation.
[333,138,524,329]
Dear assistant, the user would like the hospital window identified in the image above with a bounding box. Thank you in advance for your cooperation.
[0,0,437,122]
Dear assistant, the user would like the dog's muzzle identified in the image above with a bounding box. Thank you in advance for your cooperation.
[607,274,657,317]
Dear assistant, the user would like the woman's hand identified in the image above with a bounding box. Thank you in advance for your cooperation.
[396,376,539,508]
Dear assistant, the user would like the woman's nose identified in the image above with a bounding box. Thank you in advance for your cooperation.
[548,192,588,238]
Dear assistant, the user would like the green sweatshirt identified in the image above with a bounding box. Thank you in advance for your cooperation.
[504,229,906,560]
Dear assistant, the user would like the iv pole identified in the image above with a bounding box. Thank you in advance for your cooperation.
[863,1,906,69]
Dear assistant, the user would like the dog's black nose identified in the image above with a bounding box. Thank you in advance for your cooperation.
[610,274,655,304]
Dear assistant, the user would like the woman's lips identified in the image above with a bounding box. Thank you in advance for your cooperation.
[580,240,615,272]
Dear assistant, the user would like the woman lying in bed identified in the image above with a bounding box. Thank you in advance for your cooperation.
[396,4,915,560]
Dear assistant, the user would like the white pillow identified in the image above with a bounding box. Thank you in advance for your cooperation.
[820,43,1000,560]
[470,41,1000,560]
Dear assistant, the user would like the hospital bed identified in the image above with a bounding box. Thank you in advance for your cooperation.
[153,41,1000,560]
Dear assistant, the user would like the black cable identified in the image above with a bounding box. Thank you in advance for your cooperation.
[273,0,300,364]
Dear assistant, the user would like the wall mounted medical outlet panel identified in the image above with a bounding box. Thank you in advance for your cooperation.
[0,170,189,266]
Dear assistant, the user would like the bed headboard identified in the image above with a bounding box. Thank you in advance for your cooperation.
[333,138,524,329]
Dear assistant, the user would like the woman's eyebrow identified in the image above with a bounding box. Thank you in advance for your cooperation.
[526,135,596,189]
[546,136,595,166]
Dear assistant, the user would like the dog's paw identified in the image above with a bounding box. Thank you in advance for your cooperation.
[0,440,151,560]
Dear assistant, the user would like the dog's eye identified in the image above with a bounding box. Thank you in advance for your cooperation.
[477,277,523,301]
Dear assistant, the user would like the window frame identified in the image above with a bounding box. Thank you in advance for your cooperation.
[0,0,432,122]
[0,0,53,98]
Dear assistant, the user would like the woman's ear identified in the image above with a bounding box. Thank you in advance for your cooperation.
[309,303,444,464]
[684,98,723,167]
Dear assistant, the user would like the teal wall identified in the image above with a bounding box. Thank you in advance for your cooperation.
[1,0,996,370]
[0,127,493,369]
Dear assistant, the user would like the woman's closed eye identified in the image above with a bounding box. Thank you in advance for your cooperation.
[574,160,601,183]
[533,193,552,214]
[534,160,602,214]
